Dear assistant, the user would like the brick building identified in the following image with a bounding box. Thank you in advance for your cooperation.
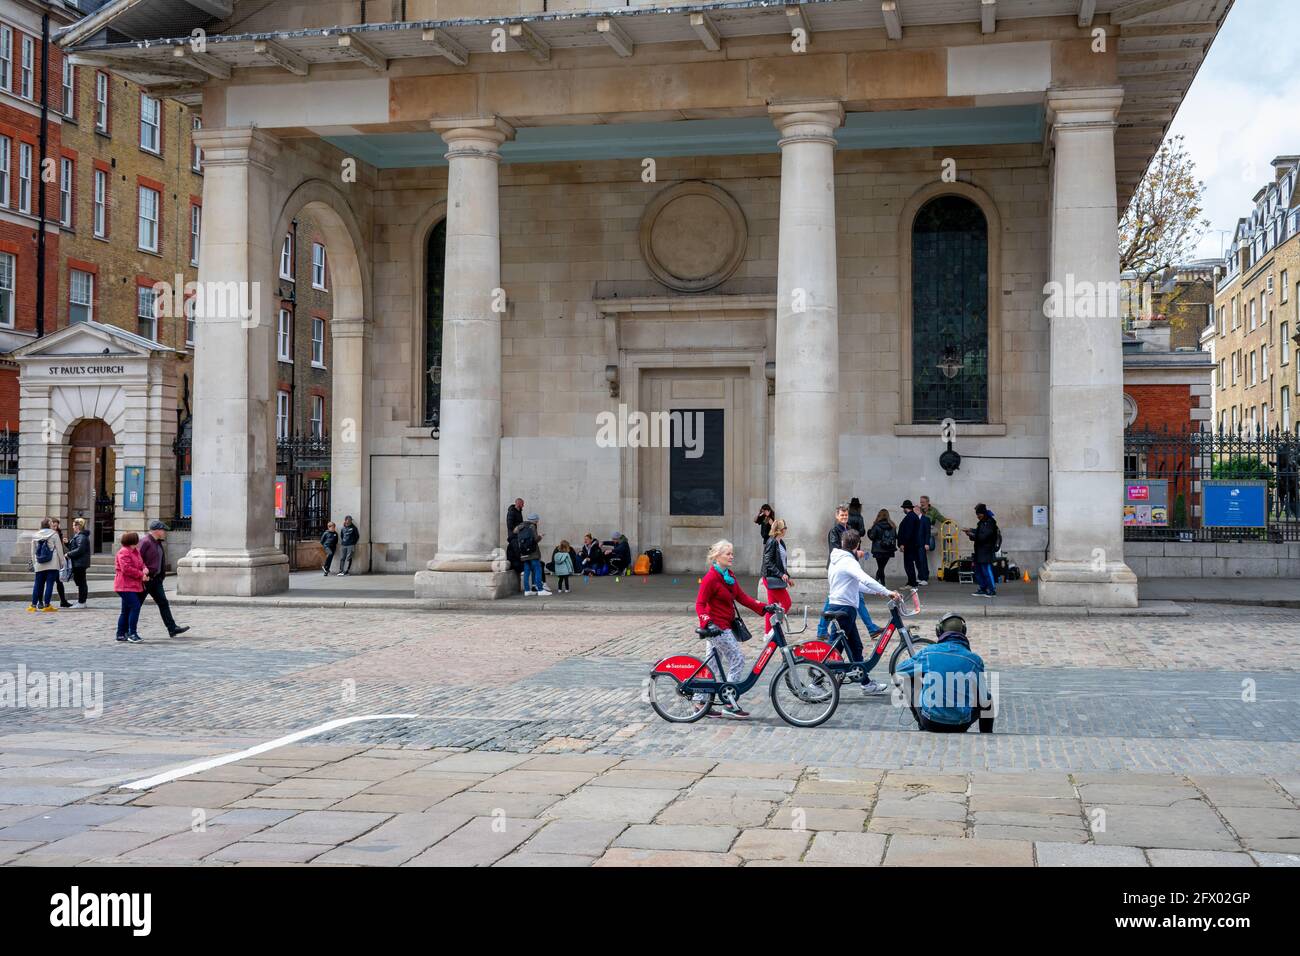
[1210,155,1300,436]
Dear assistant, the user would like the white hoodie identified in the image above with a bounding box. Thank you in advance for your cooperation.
[31,528,65,572]
[827,547,890,607]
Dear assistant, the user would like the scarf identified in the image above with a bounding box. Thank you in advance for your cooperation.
[713,562,735,586]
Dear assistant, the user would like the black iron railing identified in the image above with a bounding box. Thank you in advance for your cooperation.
[0,429,16,530]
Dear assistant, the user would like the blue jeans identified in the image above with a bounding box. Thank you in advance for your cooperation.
[975,562,997,594]
[116,590,144,637]
[31,569,58,607]
[817,592,878,637]
[523,559,544,592]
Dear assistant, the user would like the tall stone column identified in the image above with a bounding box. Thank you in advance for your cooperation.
[414,116,516,599]
[330,315,370,573]
[770,101,844,575]
[176,128,289,597]
[1038,88,1137,607]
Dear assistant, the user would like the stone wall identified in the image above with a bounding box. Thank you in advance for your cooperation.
[1126,540,1300,578]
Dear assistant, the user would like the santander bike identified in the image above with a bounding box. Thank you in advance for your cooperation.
[647,604,840,728]
[793,588,934,683]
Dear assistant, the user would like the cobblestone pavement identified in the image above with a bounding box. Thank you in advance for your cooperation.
[1,599,1298,865]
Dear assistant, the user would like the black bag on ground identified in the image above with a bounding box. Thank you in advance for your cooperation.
[646,548,663,574]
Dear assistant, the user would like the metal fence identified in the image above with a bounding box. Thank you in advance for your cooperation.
[0,429,16,530]
[1123,425,1300,542]
[276,435,332,570]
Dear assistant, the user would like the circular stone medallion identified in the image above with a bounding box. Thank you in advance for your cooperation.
[639,182,748,293]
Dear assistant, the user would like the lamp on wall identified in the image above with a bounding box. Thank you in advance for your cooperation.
[765,360,776,397]
[605,364,619,398]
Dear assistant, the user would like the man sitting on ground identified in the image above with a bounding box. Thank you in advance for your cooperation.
[894,611,994,733]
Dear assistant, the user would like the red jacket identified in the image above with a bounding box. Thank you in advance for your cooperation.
[114,546,147,593]
[695,564,765,628]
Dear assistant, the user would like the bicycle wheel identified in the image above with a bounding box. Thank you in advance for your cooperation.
[770,660,840,728]
[648,672,712,723]
[889,637,935,675]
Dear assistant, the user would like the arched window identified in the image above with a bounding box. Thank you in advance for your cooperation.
[423,219,447,427]
[911,195,989,423]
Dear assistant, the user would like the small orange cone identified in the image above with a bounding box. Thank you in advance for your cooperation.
[1022,570,1030,583]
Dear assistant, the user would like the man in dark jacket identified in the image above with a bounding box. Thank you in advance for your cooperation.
[895,611,994,732]
[964,503,1000,597]
[818,503,879,638]
[506,499,524,544]
[138,520,189,637]
[320,522,339,576]
[898,500,926,587]
[339,516,360,575]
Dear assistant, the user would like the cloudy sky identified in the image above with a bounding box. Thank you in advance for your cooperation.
[1166,0,1300,260]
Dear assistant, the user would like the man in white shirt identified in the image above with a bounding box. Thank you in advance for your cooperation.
[826,529,900,695]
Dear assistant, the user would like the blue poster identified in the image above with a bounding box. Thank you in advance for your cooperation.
[181,476,192,519]
[0,475,14,515]
[123,466,146,513]
[1202,480,1267,528]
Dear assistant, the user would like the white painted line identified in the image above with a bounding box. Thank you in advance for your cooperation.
[120,714,420,791]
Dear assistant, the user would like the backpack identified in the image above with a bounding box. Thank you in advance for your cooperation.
[632,553,651,576]
[34,537,53,565]
[515,523,537,555]
[877,525,897,550]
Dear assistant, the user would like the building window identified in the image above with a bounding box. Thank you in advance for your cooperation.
[59,158,73,227]
[0,136,9,208]
[311,242,328,290]
[1233,351,1240,384]
[69,269,93,323]
[670,409,725,515]
[140,94,161,154]
[62,58,74,118]
[93,169,107,238]
[19,36,33,99]
[189,203,201,266]
[310,395,325,439]
[191,115,203,172]
[184,293,197,347]
[1218,409,1226,433]
[311,317,325,367]
[1283,323,1291,367]
[277,308,292,362]
[1231,406,1239,432]
[912,195,989,423]
[1283,387,1292,429]
[0,252,13,327]
[1249,298,1256,331]
[1283,271,1290,303]
[136,284,158,341]
[279,234,293,281]
[1249,351,1257,387]
[1262,344,1269,382]
[94,72,109,133]
[1219,358,1226,390]
[0,27,11,93]
[276,390,290,440]
[138,185,160,252]
[18,142,31,213]
[424,218,447,426]
[1262,404,1269,434]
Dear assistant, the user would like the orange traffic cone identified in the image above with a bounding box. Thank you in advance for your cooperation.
[1022,570,1030,583]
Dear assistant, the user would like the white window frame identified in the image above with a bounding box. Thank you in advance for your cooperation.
[0,27,12,93]
[93,168,107,238]
[184,294,197,347]
[1262,344,1269,382]
[1283,387,1292,430]
[1249,351,1257,387]
[69,269,93,323]
[62,57,74,118]
[137,185,160,253]
[136,284,158,341]
[1283,271,1291,304]
[94,71,109,133]
[0,252,14,328]
[18,142,31,213]
[311,317,325,368]
[311,242,327,290]
[140,94,160,154]
[276,390,291,440]
[277,308,293,363]
[191,115,203,172]
[59,157,72,227]
[0,136,9,208]
[189,203,201,266]
[310,395,324,439]
[1284,323,1292,368]
[19,35,33,99]
[279,233,294,281]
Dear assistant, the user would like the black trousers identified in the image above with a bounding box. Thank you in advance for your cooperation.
[323,547,336,572]
[143,577,179,634]
[873,554,891,585]
[72,567,89,604]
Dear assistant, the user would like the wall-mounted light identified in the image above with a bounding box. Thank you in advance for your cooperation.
[605,364,619,398]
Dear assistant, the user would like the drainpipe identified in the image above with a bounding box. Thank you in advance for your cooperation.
[291,217,299,434]
[35,12,50,338]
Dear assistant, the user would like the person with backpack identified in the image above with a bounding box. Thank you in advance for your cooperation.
[866,508,898,585]
[963,503,1000,598]
[320,522,339,576]
[515,513,549,596]
[113,531,148,644]
[28,518,66,613]
[552,539,577,593]
[338,516,360,576]
[895,611,994,732]
[66,517,93,607]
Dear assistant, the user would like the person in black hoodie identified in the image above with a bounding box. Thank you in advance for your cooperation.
[66,517,93,607]
[866,508,897,585]
[846,498,867,536]
[320,521,339,576]
[339,516,360,576]
[963,504,1000,597]
[898,500,927,588]
[579,533,606,577]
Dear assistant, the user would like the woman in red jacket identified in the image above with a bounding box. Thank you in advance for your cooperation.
[695,539,768,720]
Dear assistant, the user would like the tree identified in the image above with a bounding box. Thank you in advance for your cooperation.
[1118,136,1211,289]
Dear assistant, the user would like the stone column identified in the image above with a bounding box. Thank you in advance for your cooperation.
[769,101,844,575]
[330,316,370,573]
[1038,88,1138,607]
[414,116,516,599]
[176,128,289,597]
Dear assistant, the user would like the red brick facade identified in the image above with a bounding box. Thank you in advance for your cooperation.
[1127,383,1199,434]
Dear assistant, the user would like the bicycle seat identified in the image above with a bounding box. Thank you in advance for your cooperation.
[696,625,723,639]
[822,610,851,622]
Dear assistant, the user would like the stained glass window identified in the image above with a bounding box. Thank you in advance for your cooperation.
[424,219,447,427]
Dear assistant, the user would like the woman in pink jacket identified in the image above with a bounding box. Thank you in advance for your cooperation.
[114,531,149,644]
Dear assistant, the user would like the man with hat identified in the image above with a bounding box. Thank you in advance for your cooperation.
[897,500,929,588]
[138,520,190,638]
[895,611,993,732]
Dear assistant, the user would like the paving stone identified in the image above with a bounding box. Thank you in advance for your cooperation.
[975,825,1087,844]
[300,756,433,782]
[1034,842,1149,867]
[1146,849,1255,867]
[969,795,1082,815]
[520,820,627,857]
[691,776,796,799]
[1189,776,1294,808]
[21,828,164,864]
[0,785,102,807]
[1274,778,1300,802]
[470,769,597,795]
[794,780,879,799]
[873,793,967,821]
[868,817,967,838]
[187,766,291,786]
[1072,773,1195,786]
[361,771,484,799]
[329,792,452,814]
[806,767,885,784]
[494,852,595,867]
[731,828,811,861]
[0,816,92,843]
[616,758,717,774]
[970,772,1075,798]
[0,840,40,864]
[881,772,968,793]
[1250,851,1300,867]
[709,761,803,780]
[656,795,776,828]
[884,836,1033,867]
[515,754,623,773]
[252,778,374,801]
[804,831,887,865]
[586,770,701,790]
[312,812,470,866]
[614,824,736,853]
[259,744,367,763]
[427,790,562,819]
[1089,800,1239,851]
[131,781,262,808]
[544,787,679,824]
[1216,806,1300,852]
[226,797,340,812]
[98,805,210,833]
[206,808,298,828]
[117,826,265,862]
[768,806,866,832]
[404,816,545,867]
[593,847,742,867]
[1078,783,1202,807]
[783,791,872,810]
[249,810,392,845]
[973,811,1086,829]
[208,841,333,864]
[425,752,533,774]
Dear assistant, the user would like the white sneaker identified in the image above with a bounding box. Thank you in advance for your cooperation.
[918,580,929,586]
[538,587,553,596]
[524,590,536,597]
[75,602,86,609]
[861,679,889,695]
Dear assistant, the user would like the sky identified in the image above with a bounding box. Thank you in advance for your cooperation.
[1166,0,1300,260]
